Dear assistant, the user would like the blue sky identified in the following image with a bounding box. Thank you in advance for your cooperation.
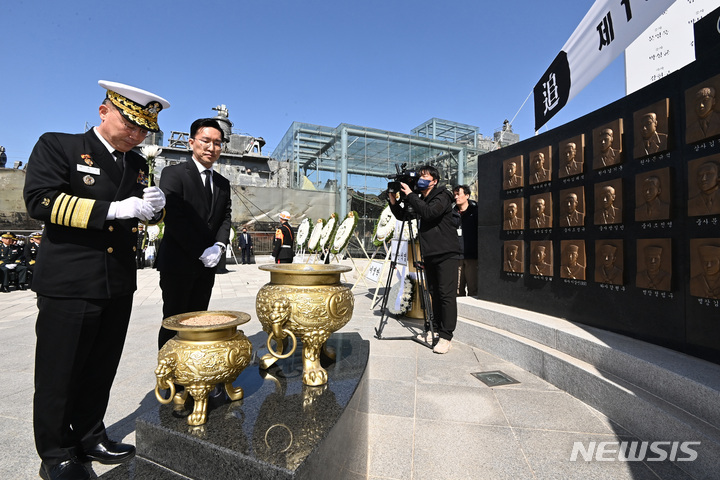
[0,1,626,164]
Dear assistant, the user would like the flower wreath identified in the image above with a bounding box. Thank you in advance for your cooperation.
[318,213,338,251]
[296,218,312,249]
[307,218,326,253]
[388,275,414,315]
[373,205,396,246]
[397,218,419,243]
[331,211,358,254]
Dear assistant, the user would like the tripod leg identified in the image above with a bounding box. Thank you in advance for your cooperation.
[375,218,409,339]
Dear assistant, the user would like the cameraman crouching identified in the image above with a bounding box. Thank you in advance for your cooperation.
[388,165,461,354]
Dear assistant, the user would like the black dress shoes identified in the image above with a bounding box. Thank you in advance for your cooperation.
[39,458,90,480]
[82,440,135,464]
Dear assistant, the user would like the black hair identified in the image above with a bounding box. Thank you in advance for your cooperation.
[453,184,471,195]
[190,118,224,139]
[418,165,440,181]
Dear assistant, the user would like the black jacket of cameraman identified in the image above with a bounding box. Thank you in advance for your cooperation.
[390,183,461,259]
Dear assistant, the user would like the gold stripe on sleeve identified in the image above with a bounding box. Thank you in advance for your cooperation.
[50,193,69,225]
[70,198,95,229]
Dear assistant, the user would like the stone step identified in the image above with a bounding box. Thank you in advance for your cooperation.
[456,299,720,478]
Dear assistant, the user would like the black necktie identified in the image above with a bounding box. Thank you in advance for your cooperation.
[203,170,213,205]
[113,150,124,174]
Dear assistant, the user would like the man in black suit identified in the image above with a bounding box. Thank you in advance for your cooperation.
[156,118,232,349]
[238,227,253,264]
[24,80,169,480]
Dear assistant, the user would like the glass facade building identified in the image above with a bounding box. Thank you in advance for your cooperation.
[270,118,511,254]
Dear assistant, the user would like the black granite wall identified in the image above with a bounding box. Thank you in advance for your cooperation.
[477,33,720,364]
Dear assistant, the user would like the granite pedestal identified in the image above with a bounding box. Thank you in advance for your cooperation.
[104,332,369,480]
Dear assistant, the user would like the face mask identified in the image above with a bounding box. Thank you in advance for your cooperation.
[416,178,432,190]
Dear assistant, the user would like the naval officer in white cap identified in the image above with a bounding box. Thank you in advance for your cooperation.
[24,80,169,480]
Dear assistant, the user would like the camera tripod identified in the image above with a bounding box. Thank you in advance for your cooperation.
[374,213,437,347]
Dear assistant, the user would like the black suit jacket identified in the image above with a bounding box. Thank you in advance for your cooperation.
[24,130,160,298]
[238,232,253,248]
[156,161,232,273]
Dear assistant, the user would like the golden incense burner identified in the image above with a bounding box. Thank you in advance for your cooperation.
[256,264,354,386]
[154,310,252,426]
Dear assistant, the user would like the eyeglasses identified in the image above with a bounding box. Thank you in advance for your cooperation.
[112,108,150,138]
[194,137,223,149]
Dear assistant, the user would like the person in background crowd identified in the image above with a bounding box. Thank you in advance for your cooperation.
[24,232,42,288]
[238,227,253,264]
[0,231,27,291]
[453,184,478,297]
[272,211,295,264]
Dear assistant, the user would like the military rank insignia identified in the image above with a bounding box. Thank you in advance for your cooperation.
[137,170,149,186]
[81,154,94,166]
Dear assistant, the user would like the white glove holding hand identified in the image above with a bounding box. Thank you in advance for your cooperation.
[109,197,154,222]
[199,245,223,268]
[143,187,166,213]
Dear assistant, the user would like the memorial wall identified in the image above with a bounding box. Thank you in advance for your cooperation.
[477,28,720,364]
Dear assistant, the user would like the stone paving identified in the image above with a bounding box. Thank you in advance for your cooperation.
[0,258,692,479]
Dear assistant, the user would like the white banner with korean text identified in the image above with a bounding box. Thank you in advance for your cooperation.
[534,0,676,131]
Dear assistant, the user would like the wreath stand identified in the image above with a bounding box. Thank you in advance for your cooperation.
[369,242,393,309]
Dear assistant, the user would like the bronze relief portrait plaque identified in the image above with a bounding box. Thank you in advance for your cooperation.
[529,192,552,229]
[636,238,672,292]
[685,73,720,145]
[529,240,553,277]
[503,198,524,231]
[688,155,720,217]
[689,238,720,299]
[560,240,586,280]
[633,98,670,159]
[503,240,524,273]
[503,155,524,190]
[529,146,552,185]
[593,119,624,170]
[595,239,624,285]
[635,167,671,222]
[594,179,623,225]
[559,186,585,227]
[558,134,585,178]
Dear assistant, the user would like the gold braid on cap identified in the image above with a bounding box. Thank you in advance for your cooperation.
[106,89,162,132]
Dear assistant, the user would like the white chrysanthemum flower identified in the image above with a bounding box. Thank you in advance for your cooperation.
[147,225,161,242]
[373,205,395,246]
[319,214,337,249]
[141,144,162,160]
[331,211,357,254]
[388,275,414,315]
[297,218,311,248]
[307,218,325,252]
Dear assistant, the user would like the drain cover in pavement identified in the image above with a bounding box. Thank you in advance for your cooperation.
[472,371,520,387]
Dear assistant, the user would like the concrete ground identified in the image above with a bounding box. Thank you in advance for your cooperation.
[0,258,691,479]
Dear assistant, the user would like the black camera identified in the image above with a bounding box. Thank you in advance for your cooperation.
[387,163,420,195]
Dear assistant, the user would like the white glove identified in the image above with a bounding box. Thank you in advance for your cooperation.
[143,187,166,213]
[5,263,17,270]
[110,197,154,222]
[199,245,223,268]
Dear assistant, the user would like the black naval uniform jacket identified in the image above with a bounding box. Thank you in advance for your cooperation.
[24,130,162,298]
[155,161,232,274]
[272,221,295,263]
